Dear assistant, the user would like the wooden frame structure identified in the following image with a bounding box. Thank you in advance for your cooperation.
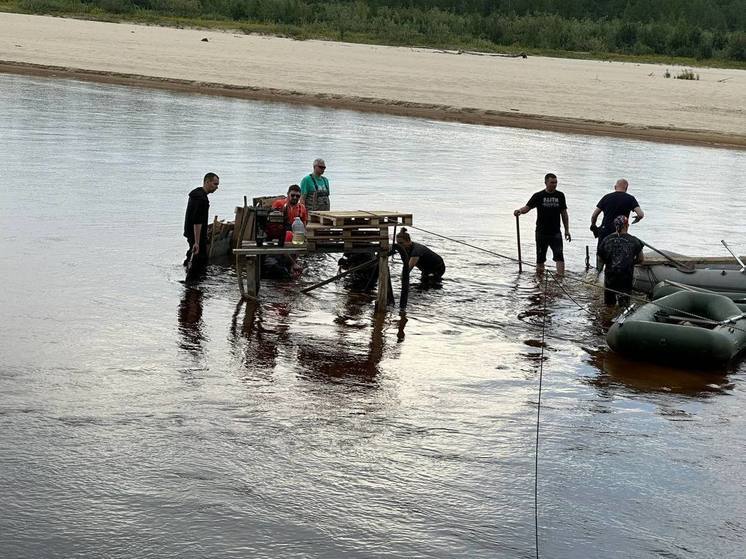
[233,210,412,312]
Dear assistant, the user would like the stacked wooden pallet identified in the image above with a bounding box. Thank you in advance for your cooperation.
[306,211,413,252]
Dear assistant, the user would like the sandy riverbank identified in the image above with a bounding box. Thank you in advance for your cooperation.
[2,12,745,149]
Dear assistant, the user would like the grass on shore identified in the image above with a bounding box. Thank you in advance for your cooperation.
[1,2,745,71]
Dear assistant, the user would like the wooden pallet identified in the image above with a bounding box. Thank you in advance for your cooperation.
[307,239,390,251]
[308,210,412,228]
[306,223,391,241]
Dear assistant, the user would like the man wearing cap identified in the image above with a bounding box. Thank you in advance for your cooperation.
[514,173,571,274]
[597,215,644,307]
[300,158,330,212]
[590,179,644,268]
[183,172,219,281]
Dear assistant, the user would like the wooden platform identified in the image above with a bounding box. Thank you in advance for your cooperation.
[308,210,412,227]
[233,210,411,309]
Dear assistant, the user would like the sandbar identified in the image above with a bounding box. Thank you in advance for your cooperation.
[1,12,745,149]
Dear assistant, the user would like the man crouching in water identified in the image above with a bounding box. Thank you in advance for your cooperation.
[396,228,445,286]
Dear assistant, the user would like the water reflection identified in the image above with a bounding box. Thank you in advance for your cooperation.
[177,286,206,354]
[230,299,291,375]
[586,348,732,396]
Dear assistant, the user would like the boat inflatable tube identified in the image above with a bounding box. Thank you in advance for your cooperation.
[607,291,746,369]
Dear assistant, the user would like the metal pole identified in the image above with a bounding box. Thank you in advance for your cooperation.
[721,240,746,272]
[516,214,523,273]
[301,257,378,294]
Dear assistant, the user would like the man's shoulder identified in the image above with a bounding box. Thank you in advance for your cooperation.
[271,197,287,209]
[189,186,206,198]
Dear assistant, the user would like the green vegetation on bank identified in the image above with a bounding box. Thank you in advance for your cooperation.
[4,0,746,66]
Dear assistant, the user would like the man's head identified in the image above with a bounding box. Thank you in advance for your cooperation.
[203,172,219,193]
[396,228,412,248]
[614,215,629,234]
[614,178,629,192]
[313,158,326,176]
[287,184,301,206]
[544,173,558,192]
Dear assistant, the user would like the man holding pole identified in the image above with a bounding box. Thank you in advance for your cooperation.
[514,173,571,274]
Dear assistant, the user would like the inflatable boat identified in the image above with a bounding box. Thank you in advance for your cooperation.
[607,291,746,369]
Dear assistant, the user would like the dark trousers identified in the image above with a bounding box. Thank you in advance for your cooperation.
[185,240,208,281]
[421,263,446,284]
[604,278,632,307]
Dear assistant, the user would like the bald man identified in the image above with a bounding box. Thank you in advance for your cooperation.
[590,179,644,265]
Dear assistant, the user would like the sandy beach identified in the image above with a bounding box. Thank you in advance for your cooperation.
[1,12,745,149]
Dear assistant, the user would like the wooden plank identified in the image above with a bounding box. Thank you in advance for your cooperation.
[234,246,307,256]
[308,210,412,227]
[375,252,390,313]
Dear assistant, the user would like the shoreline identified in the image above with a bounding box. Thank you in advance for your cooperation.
[4,61,745,150]
[1,13,745,150]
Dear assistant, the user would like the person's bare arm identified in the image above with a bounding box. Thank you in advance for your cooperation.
[513,206,531,216]
[632,206,644,223]
[561,209,571,241]
[192,224,202,254]
[408,256,419,270]
[636,251,644,264]
[590,207,602,226]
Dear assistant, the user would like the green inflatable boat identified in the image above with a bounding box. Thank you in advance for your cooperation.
[607,291,746,369]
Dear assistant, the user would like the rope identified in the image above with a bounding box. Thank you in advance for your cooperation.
[534,272,547,559]
[406,223,746,335]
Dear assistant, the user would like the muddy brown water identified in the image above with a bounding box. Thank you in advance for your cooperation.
[1,74,745,558]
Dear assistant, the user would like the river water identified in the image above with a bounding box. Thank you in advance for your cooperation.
[1,73,745,558]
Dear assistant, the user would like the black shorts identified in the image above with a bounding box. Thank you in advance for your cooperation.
[535,232,564,264]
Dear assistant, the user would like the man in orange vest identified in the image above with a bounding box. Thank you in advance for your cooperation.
[267,184,309,243]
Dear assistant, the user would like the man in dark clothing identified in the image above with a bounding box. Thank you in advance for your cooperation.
[514,173,571,274]
[597,215,644,307]
[183,172,219,280]
[590,178,644,259]
[396,228,445,284]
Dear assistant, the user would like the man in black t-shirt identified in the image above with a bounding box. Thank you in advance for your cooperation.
[597,215,644,307]
[183,172,219,280]
[514,173,571,274]
[590,179,644,266]
[395,228,445,285]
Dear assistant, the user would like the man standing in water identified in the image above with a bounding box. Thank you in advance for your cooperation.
[183,172,219,281]
[514,173,571,274]
[590,178,644,267]
[300,158,330,211]
[597,215,644,307]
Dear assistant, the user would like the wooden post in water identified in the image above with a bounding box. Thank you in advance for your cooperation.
[515,214,523,273]
[375,251,390,313]
[585,245,590,270]
[208,215,218,259]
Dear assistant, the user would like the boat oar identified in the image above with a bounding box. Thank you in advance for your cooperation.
[640,240,695,273]
[721,240,746,272]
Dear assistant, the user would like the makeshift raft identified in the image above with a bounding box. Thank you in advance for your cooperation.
[607,291,746,369]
